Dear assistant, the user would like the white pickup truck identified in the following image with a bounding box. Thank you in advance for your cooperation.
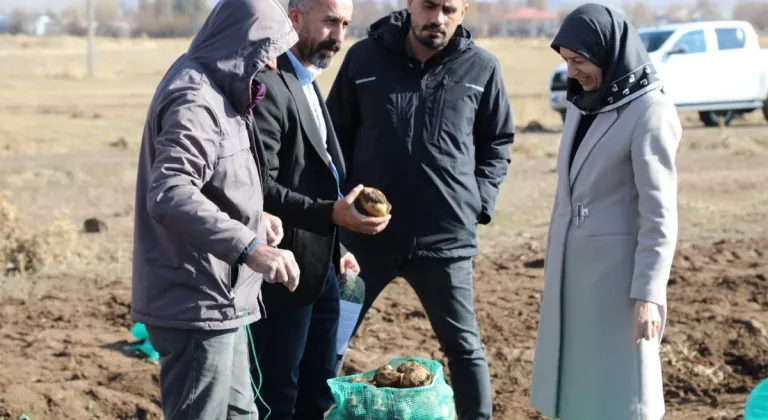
[548,20,768,126]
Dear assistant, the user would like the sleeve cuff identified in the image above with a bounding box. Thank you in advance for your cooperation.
[234,236,259,265]
[314,200,336,233]
[630,282,667,307]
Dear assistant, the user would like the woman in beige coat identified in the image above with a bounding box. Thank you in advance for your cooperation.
[529,4,682,420]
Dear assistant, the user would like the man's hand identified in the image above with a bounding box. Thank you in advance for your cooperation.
[245,243,300,292]
[332,184,391,235]
[263,212,284,247]
[339,252,360,276]
[634,299,662,344]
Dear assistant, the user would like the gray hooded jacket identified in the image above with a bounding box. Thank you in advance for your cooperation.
[130,0,298,330]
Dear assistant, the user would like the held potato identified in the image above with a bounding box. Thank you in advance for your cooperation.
[358,187,392,217]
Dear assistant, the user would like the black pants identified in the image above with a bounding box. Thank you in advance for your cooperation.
[349,248,493,420]
[248,272,340,420]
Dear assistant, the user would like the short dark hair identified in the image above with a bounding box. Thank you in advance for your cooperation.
[287,0,314,13]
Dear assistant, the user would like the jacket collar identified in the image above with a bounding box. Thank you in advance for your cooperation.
[367,9,473,60]
[285,49,322,86]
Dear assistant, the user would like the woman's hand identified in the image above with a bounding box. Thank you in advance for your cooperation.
[634,299,662,344]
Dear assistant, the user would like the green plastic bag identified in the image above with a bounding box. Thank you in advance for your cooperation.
[326,357,456,420]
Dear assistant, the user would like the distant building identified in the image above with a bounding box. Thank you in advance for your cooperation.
[466,1,513,37]
[502,7,558,37]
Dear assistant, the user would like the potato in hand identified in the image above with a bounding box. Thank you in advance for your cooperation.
[357,187,392,217]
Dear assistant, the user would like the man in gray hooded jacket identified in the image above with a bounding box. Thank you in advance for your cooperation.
[131,0,299,418]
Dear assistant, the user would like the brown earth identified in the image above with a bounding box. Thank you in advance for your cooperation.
[1,237,765,420]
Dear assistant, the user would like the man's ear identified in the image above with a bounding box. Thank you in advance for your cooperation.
[460,1,469,20]
[288,8,302,32]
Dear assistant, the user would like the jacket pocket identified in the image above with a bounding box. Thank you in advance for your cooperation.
[471,176,482,221]
[146,240,202,271]
[429,78,447,145]
[425,78,483,162]
[218,120,250,157]
[230,264,240,290]
[212,130,260,195]
[586,232,635,242]
[441,78,484,139]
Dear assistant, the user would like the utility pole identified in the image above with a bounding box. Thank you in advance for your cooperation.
[86,0,95,78]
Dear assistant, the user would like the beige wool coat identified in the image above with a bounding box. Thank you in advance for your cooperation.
[529,88,682,420]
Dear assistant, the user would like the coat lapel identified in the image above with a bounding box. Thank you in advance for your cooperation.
[277,54,332,169]
[568,109,620,186]
[315,83,346,180]
[557,108,581,202]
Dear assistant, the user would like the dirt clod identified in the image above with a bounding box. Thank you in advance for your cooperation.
[110,137,129,149]
[84,218,108,233]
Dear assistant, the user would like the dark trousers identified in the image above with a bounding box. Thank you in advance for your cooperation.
[248,272,340,420]
[349,247,493,420]
[146,326,256,420]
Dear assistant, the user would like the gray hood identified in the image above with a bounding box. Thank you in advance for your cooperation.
[187,0,298,115]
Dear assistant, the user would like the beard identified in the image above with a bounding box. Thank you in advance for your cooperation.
[296,31,341,69]
[411,22,448,50]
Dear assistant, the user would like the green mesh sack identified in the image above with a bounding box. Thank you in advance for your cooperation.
[326,357,456,420]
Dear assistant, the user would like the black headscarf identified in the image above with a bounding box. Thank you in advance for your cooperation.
[551,3,662,114]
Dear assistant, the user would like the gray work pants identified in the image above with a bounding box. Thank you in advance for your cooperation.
[146,325,257,420]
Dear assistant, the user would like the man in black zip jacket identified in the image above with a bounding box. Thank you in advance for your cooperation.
[325,1,514,418]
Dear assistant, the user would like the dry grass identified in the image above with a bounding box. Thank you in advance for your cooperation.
[682,132,768,156]
[2,33,765,156]
[0,192,79,275]
[0,35,564,157]
[661,342,729,385]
